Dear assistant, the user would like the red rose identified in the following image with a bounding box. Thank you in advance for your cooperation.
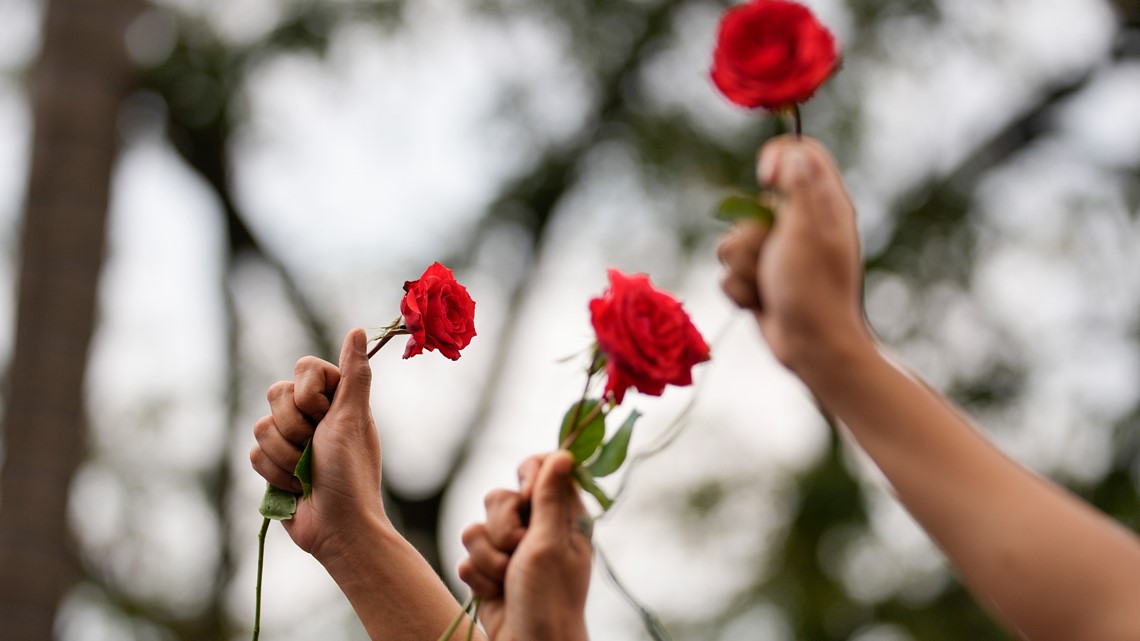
[400,262,476,360]
[711,0,838,110]
[589,269,710,403]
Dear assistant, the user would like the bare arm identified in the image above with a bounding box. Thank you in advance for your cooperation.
[808,338,1140,641]
[251,329,482,641]
[319,514,478,641]
[718,137,1140,641]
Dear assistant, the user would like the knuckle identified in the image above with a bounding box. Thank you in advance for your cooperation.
[295,393,329,419]
[461,523,485,547]
[716,239,733,265]
[726,286,753,310]
[720,273,738,296]
[294,355,322,375]
[486,552,509,577]
[252,416,274,441]
[250,450,289,489]
[456,559,474,582]
[484,488,512,510]
[266,381,292,403]
[516,455,542,481]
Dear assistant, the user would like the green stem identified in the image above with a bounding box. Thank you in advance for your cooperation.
[435,595,475,641]
[367,329,408,358]
[560,352,611,451]
[253,517,270,641]
[597,546,672,641]
[465,597,480,641]
[367,314,408,358]
[564,370,593,444]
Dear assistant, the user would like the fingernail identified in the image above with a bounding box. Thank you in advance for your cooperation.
[353,329,366,355]
[553,451,574,476]
[783,148,814,182]
[758,147,780,187]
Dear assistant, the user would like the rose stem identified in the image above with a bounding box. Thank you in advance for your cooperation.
[367,332,397,359]
[561,368,596,450]
[253,516,270,641]
[788,104,802,139]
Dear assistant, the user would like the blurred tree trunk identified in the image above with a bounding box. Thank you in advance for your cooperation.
[0,0,143,637]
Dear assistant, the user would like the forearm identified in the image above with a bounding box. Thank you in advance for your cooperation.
[320,514,486,641]
[799,338,1140,641]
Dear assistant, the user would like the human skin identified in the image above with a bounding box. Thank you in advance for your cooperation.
[717,136,1140,641]
[250,328,485,641]
[458,451,593,641]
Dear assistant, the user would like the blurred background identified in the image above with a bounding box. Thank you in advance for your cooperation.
[1,0,1139,639]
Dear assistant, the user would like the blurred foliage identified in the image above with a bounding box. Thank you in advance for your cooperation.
[6,0,1138,638]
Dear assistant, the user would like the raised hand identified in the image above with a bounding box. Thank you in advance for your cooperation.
[250,328,387,563]
[717,136,869,376]
[459,452,593,641]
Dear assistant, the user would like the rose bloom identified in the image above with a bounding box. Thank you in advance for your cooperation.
[589,269,711,403]
[400,262,476,360]
[710,0,838,110]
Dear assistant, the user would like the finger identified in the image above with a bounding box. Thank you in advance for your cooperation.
[294,355,339,421]
[253,415,305,473]
[760,138,850,230]
[483,489,526,551]
[757,135,798,188]
[530,451,588,543]
[461,524,511,581]
[457,557,503,600]
[328,328,373,425]
[250,443,303,493]
[720,272,762,310]
[267,381,315,448]
[717,226,763,282]
[516,454,546,500]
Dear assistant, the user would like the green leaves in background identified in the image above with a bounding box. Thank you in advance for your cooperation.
[714,193,775,226]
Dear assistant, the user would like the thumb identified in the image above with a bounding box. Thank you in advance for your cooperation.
[528,451,580,538]
[762,140,849,230]
[329,328,373,419]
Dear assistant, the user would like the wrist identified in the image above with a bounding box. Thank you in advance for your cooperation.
[788,320,880,399]
[313,510,397,578]
[532,617,588,641]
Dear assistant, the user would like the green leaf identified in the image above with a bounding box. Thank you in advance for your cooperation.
[588,410,640,478]
[572,465,613,511]
[713,194,775,226]
[259,484,298,520]
[559,399,606,464]
[294,439,313,499]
